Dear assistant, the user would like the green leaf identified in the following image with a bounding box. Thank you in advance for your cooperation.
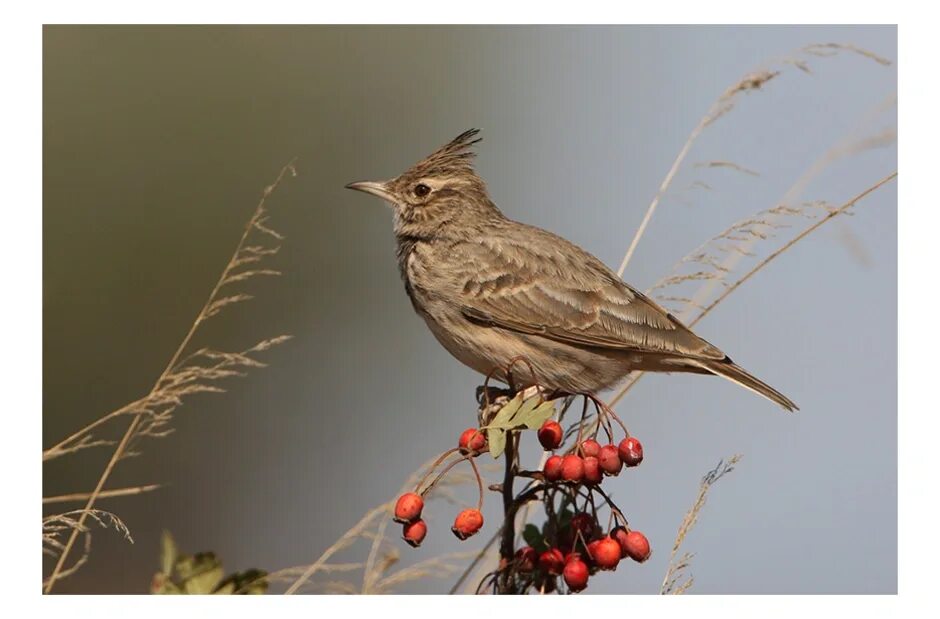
[215,569,268,595]
[515,394,540,418]
[176,552,224,594]
[486,393,524,429]
[160,530,178,576]
[213,581,235,595]
[485,394,557,458]
[488,428,506,459]
[521,400,557,429]
[183,565,224,594]
[522,524,543,548]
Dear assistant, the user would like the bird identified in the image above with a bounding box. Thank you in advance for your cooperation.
[345,129,797,411]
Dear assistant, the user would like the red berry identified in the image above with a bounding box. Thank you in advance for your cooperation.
[570,512,597,540]
[563,557,589,592]
[515,546,537,572]
[560,454,584,482]
[402,519,427,547]
[586,539,601,564]
[623,530,651,562]
[593,537,622,570]
[538,420,564,450]
[580,439,601,457]
[618,437,644,467]
[598,444,623,476]
[452,508,484,540]
[458,427,487,453]
[563,550,582,565]
[393,492,424,523]
[543,454,564,482]
[610,526,631,558]
[583,456,603,485]
[539,548,565,575]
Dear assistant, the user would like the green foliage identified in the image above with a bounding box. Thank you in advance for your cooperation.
[484,393,556,459]
[151,531,267,594]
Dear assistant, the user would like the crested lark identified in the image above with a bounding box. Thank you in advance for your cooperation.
[346,129,797,411]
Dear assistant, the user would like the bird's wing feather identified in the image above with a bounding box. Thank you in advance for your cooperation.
[454,226,726,361]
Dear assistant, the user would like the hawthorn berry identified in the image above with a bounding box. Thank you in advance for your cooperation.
[458,427,486,453]
[618,436,644,467]
[402,519,427,547]
[515,546,537,572]
[569,512,597,541]
[623,530,651,562]
[560,454,585,482]
[593,537,622,570]
[598,444,623,476]
[393,492,424,524]
[563,550,583,565]
[610,526,631,558]
[543,454,564,482]
[582,456,603,485]
[539,548,565,575]
[586,539,601,564]
[563,556,590,592]
[580,438,601,458]
[452,508,484,540]
[537,420,564,450]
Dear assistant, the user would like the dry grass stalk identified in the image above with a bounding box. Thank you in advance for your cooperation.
[43,484,162,505]
[42,509,133,588]
[660,455,742,594]
[280,453,483,595]
[610,170,896,409]
[615,42,891,277]
[43,161,298,592]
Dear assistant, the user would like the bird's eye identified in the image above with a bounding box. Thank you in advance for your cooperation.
[414,183,431,197]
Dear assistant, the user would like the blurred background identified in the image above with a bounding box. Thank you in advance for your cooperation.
[43,25,896,594]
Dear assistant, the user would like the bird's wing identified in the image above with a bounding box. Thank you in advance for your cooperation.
[455,228,726,361]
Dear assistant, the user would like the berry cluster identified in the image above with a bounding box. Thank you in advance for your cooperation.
[510,514,650,593]
[491,402,650,593]
[390,364,651,594]
[539,424,644,485]
[392,428,488,548]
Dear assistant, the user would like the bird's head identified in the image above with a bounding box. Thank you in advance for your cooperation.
[345,129,502,233]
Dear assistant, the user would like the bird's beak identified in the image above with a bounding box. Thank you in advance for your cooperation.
[344,180,395,203]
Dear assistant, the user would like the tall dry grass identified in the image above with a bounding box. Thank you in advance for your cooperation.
[42,161,298,592]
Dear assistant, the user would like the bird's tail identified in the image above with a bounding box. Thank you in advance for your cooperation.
[694,358,798,412]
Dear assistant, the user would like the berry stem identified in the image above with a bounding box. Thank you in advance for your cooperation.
[467,451,485,511]
[415,447,462,494]
[419,453,470,496]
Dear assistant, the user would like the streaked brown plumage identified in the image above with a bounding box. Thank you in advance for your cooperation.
[346,129,797,411]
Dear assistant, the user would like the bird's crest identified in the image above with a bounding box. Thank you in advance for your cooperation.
[406,129,482,180]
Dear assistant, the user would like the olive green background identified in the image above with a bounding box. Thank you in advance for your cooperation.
[43,25,897,593]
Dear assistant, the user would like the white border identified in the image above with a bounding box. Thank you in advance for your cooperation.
[5,2,932,616]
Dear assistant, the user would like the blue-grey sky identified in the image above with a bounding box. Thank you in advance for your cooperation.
[43,25,896,594]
